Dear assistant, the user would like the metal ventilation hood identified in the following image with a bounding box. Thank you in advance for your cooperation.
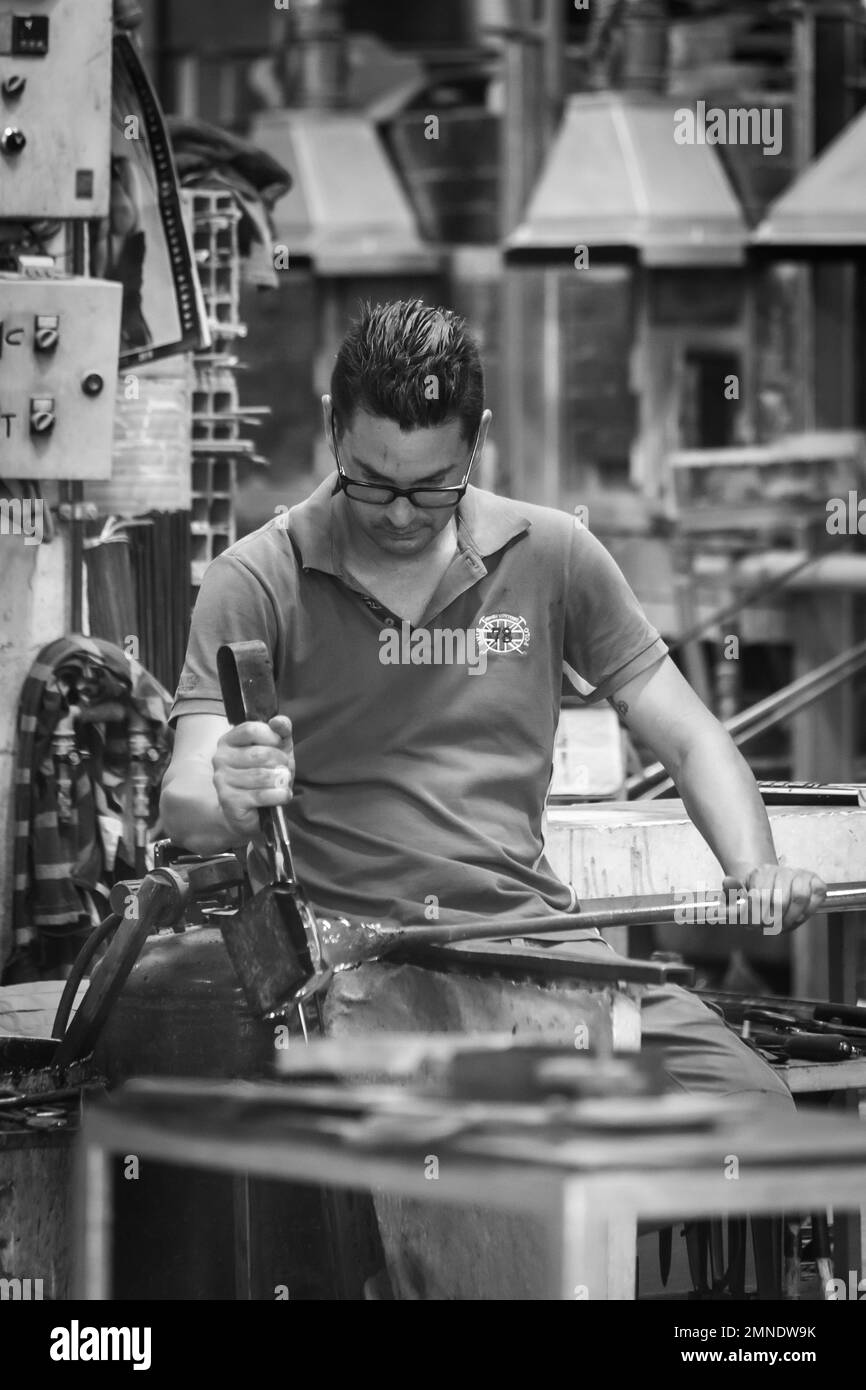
[506,93,748,267]
[251,110,440,275]
[752,105,866,252]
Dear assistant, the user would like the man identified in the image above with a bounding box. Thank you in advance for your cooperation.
[162,298,826,1119]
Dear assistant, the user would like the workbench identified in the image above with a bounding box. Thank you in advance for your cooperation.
[545,803,866,1282]
[76,1075,866,1300]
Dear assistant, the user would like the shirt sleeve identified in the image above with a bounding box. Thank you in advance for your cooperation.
[169,553,281,723]
[564,523,668,702]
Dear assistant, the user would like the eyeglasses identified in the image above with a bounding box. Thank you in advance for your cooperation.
[333,425,481,509]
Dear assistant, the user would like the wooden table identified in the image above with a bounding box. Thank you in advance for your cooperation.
[76,1076,866,1301]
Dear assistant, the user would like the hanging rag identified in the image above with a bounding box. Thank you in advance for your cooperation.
[10,636,172,962]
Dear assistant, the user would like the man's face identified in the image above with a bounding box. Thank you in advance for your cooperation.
[328,407,478,558]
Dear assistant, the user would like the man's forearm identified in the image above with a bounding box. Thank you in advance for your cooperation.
[672,729,777,877]
[160,767,246,857]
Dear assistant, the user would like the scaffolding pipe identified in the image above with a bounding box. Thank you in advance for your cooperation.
[733,550,866,592]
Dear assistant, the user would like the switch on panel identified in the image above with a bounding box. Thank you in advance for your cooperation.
[0,0,110,217]
[34,315,58,352]
[0,273,120,480]
[29,396,55,435]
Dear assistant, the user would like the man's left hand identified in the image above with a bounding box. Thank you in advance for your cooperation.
[723,864,827,934]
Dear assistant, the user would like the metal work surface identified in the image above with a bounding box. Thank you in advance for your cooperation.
[546,801,866,902]
[78,1076,866,1301]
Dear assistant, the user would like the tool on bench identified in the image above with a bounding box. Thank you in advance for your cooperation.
[0,1081,103,1110]
[750,1006,866,1039]
[216,641,329,1029]
[743,1006,866,1044]
[744,1028,860,1063]
[740,1008,862,1061]
[699,991,866,1063]
[814,1001,866,1028]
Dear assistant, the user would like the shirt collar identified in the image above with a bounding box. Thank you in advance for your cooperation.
[286,472,531,576]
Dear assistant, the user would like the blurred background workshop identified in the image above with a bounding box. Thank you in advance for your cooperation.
[3,0,866,1316]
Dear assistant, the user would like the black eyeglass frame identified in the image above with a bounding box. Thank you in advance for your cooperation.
[332,423,482,509]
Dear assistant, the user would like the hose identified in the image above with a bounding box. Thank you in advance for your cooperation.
[51,911,121,1041]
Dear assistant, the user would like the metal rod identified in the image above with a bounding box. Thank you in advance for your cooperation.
[67,221,88,633]
[734,550,866,594]
[666,551,817,657]
[370,883,866,955]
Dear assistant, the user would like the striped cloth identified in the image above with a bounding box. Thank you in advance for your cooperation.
[12,636,172,955]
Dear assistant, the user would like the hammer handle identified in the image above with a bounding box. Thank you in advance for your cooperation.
[217,641,298,885]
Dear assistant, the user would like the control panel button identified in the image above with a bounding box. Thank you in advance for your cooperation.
[81,373,104,397]
[1,75,26,99]
[0,126,26,154]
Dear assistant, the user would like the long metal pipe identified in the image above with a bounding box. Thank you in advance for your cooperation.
[734,550,866,592]
[388,882,866,946]
[667,552,817,657]
[323,883,866,970]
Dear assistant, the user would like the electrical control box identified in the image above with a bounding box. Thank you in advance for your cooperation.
[0,272,121,479]
[0,0,112,217]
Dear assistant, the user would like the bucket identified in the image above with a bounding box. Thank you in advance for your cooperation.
[0,1037,94,1301]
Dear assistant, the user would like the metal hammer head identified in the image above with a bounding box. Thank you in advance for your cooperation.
[218,883,331,1018]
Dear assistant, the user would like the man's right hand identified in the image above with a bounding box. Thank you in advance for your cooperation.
[212,714,294,842]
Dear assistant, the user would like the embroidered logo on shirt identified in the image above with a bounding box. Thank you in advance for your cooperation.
[476,613,531,656]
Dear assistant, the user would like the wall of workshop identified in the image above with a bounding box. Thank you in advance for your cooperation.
[234,274,318,534]
[0,518,69,969]
[140,0,506,533]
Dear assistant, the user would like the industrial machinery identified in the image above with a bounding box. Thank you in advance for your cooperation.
[0,0,112,218]
[0,272,121,479]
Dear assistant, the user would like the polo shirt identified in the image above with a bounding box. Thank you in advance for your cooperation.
[170,476,668,935]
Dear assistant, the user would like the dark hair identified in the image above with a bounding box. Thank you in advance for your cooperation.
[330,299,484,442]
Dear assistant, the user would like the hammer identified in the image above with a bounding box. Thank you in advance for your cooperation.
[216,641,330,1027]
